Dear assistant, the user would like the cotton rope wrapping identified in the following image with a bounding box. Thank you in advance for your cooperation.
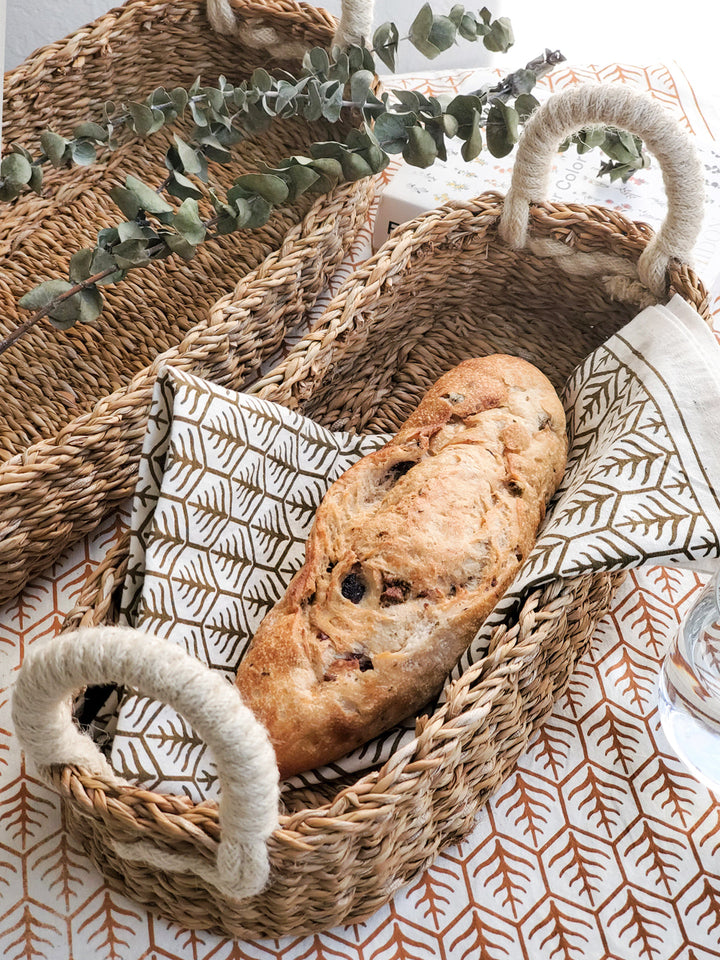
[206,0,375,53]
[498,83,705,299]
[11,626,280,902]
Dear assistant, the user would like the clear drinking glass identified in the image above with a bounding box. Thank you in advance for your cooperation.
[658,565,720,792]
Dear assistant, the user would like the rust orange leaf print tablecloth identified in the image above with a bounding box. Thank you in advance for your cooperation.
[2,62,720,960]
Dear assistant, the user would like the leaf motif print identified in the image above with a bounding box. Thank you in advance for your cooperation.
[620,578,675,658]
[603,645,658,711]
[471,838,535,919]
[406,863,459,928]
[366,919,437,960]
[448,908,515,960]
[493,771,555,847]
[0,905,62,960]
[202,408,249,471]
[31,827,90,911]
[566,765,625,838]
[547,831,613,907]
[685,877,720,937]
[638,755,701,828]
[605,887,671,960]
[526,899,594,960]
[526,718,575,779]
[189,480,230,542]
[75,890,141,960]
[622,820,684,896]
[0,761,56,847]
[586,704,643,774]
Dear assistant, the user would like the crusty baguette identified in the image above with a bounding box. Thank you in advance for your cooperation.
[236,355,567,778]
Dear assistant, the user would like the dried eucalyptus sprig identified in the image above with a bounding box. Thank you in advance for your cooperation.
[0,4,644,356]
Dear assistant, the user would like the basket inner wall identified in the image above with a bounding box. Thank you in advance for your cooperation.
[300,233,640,433]
[0,0,353,461]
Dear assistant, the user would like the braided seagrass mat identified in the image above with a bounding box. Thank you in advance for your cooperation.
[2,64,720,957]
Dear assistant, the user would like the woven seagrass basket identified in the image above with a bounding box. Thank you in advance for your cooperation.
[0,0,376,604]
[13,83,712,937]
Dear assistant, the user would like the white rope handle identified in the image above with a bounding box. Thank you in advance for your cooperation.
[206,0,375,52]
[498,83,705,298]
[11,626,280,902]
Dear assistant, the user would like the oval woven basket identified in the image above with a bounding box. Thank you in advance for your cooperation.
[0,0,376,604]
[13,83,712,937]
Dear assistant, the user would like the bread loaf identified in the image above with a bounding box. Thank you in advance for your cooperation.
[236,355,567,778]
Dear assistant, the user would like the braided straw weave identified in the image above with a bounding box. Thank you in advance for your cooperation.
[14,84,712,936]
[0,0,375,604]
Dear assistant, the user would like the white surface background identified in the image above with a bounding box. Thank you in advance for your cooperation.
[1,0,719,80]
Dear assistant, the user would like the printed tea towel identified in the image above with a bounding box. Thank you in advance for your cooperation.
[110,294,720,799]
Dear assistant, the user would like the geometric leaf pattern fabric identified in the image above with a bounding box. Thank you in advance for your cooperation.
[111,295,720,801]
[112,368,385,799]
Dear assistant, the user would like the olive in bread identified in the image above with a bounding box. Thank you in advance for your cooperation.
[236,355,567,778]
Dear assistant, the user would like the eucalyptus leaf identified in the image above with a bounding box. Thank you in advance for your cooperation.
[40,131,69,167]
[117,220,148,242]
[73,122,108,142]
[372,112,410,153]
[340,151,374,181]
[486,101,519,157]
[70,141,97,166]
[372,22,399,72]
[170,87,189,115]
[91,248,125,284]
[449,4,466,27]
[328,53,350,85]
[458,12,479,41]
[166,170,204,201]
[28,165,44,195]
[76,286,104,324]
[320,81,343,122]
[19,279,74,312]
[164,232,198,260]
[113,238,151,268]
[236,173,289,205]
[124,175,174,215]
[402,125,438,168]
[483,16,514,53]
[109,186,141,219]
[350,70,374,105]
[1,154,32,185]
[0,183,20,202]
[514,93,539,123]
[509,68,537,95]
[173,134,202,174]
[305,80,324,122]
[427,16,457,55]
[48,293,83,329]
[173,198,206,245]
[127,102,156,137]
[307,157,343,192]
[69,248,95,283]
[307,48,330,78]
[461,109,483,161]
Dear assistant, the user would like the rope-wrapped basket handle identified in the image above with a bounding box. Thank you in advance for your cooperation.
[499,83,705,298]
[207,0,375,54]
[11,626,280,902]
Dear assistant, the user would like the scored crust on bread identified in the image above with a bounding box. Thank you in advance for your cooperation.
[236,355,568,778]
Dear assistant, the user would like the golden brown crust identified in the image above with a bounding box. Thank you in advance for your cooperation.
[236,355,567,778]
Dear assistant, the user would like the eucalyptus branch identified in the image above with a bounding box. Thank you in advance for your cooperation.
[0,2,648,357]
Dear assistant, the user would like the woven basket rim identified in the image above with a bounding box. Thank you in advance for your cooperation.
[3,0,338,89]
[249,190,711,409]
